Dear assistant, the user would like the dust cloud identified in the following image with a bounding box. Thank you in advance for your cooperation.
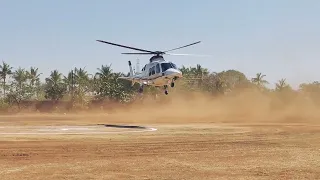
[69,89,320,125]
[8,89,320,125]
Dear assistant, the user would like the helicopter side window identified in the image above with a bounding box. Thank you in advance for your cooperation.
[156,64,160,73]
[149,68,152,76]
[151,66,156,75]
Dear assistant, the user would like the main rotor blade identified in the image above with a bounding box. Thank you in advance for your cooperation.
[121,52,155,55]
[166,53,211,57]
[96,40,155,53]
[164,41,201,53]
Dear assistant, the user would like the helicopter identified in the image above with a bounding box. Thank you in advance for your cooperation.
[96,40,207,95]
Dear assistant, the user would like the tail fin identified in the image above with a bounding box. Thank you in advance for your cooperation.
[128,61,134,77]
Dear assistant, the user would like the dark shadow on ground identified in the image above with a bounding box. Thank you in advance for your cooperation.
[97,124,147,129]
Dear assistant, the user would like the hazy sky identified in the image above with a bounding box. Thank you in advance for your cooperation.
[1,0,320,88]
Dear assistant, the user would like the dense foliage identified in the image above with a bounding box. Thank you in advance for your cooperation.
[0,60,320,113]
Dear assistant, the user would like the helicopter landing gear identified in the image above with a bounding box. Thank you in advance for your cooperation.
[164,85,168,95]
[170,82,175,88]
[171,77,178,88]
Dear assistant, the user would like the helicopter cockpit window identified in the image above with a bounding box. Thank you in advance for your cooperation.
[160,63,173,72]
[170,63,177,69]
[156,64,160,73]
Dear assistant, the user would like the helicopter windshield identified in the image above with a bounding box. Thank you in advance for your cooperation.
[161,63,173,72]
[170,63,177,69]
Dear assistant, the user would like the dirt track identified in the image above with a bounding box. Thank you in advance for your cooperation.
[1,94,320,179]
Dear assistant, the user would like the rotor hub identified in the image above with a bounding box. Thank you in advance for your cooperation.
[154,51,165,55]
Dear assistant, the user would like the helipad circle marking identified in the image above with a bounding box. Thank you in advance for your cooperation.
[0,125,158,135]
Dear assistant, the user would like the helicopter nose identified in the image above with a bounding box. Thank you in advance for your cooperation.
[164,68,182,78]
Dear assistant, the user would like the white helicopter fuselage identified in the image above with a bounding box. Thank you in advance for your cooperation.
[124,56,183,87]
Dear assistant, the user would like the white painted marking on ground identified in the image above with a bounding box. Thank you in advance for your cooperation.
[0,125,158,135]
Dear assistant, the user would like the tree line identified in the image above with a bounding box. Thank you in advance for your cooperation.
[0,61,320,112]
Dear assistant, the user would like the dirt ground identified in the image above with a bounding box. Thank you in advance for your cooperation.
[0,92,320,179]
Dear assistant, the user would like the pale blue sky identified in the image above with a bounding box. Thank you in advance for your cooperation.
[1,0,320,88]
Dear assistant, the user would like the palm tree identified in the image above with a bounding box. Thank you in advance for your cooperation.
[0,61,13,96]
[179,66,190,76]
[74,67,90,95]
[28,67,42,86]
[12,67,28,90]
[63,70,74,93]
[251,73,269,87]
[44,70,66,101]
[275,78,289,91]
[195,64,209,77]
[94,65,114,94]
[27,67,42,99]
[75,67,89,83]
[95,64,114,80]
[45,70,63,86]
